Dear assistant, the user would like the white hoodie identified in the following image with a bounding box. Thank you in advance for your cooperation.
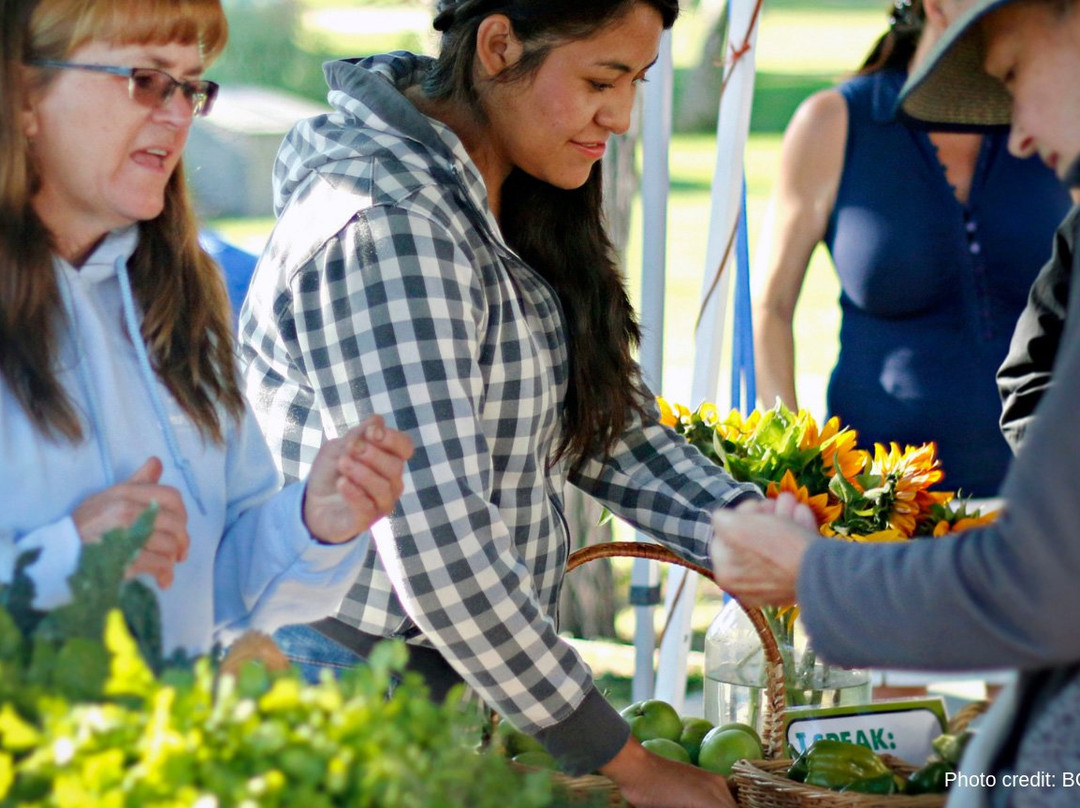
[0,227,365,656]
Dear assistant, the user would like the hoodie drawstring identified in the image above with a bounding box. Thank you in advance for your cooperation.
[115,257,208,515]
[57,274,118,489]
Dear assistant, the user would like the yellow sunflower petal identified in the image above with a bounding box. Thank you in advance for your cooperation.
[850,529,908,543]
[656,396,676,428]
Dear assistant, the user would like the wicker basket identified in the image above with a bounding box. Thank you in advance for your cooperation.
[559,542,987,808]
[527,540,785,808]
[730,675,987,808]
[508,762,630,807]
[731,757,940,808]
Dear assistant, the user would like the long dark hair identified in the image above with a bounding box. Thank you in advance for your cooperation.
[1,0,242,444]
[858,0,924,75]
[423,0,679,474]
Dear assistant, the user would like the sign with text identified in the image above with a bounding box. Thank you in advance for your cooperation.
[783,698,948,764]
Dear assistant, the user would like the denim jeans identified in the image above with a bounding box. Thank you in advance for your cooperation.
[273,622,465,701]
[273,623,365,684]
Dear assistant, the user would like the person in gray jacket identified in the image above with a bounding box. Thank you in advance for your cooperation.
[996,204,1079,453]
[711,0,1080,804]
[240,1,758,805]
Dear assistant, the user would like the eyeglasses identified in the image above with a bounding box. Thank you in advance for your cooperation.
[28,60,219,117]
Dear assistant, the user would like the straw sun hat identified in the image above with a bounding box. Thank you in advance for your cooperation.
[897,0,1016,129]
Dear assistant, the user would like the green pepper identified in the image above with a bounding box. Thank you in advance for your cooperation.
[840,772,899,795]
[905,760,955,795]
[786,748,810,782]
[931,731,972,766]
[798,739,892,791]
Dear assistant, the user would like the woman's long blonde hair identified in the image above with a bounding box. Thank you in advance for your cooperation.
[0,0,242,444]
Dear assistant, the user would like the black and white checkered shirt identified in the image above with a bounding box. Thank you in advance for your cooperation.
[240,52,760,771]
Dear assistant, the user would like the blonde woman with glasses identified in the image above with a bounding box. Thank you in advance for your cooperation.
[0,0,413,658]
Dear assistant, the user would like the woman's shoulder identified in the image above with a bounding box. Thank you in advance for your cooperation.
[782,88,848,161]
[791,87,848,129]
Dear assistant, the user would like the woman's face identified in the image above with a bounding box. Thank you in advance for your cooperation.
[24,39,205,260]
[982,2,1080,180]
[482,2,664,190]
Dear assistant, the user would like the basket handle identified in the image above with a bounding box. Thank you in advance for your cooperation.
[567,542,789,757]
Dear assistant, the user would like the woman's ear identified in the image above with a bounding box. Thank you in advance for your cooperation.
[474,14,522,79]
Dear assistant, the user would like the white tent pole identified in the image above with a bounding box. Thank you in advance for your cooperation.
[693,0,761,408]
[638,29,673,390]
[629,28,674,704]
[654,0,761,713]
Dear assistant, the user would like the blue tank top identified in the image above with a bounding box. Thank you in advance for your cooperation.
[824,69,1070,497]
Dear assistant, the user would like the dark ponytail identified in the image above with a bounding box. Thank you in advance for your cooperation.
[858,0,924,75]
[424,0,678,472]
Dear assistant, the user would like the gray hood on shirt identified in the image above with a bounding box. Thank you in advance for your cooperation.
[273,52,461,217]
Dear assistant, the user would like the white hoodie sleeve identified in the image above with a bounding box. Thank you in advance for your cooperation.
[211,406,366,644]
[3,520,82,610]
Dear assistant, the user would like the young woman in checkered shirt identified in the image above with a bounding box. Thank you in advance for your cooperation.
[241,3,760,804]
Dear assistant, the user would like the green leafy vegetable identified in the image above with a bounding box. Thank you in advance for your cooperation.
[0,508,588,807]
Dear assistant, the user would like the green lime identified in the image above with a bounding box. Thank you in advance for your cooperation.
[642,737,693,764]
[678,717,715,764]
[619,699,684,742]
[716,722,762,748]
[697,726,764,775]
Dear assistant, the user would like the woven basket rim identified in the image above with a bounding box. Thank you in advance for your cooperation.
[731,757,947,808]
[509,760,628,807]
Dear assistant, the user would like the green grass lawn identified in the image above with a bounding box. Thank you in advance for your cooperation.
[613,131,841,418]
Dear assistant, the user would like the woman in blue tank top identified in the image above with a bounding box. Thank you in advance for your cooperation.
[752,0,1071,496]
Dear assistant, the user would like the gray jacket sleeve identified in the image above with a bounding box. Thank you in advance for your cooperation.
[798,230,1080,673]
[998,204,1080,453]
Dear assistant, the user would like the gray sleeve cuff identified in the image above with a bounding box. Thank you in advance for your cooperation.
[534,685,631,776]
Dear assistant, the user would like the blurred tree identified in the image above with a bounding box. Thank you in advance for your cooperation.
[210,0,336,103]
[674,0,729,132]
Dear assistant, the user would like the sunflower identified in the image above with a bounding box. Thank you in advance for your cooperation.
[848,528,909,543]
[869,442,944,535]
[657,396,678,428]
[765,469,843,530]
[657,396,694,429]
[697,402,721,427]
[800,414,867,482]
[931,508,1000,537]
[716,407,762,444]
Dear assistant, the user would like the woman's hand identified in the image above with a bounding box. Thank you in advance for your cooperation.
[600,736,736,808]
[710,492,816,607]
[303,415,414,544]
[72,457,190,589]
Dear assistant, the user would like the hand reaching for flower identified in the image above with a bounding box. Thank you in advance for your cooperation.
[711,492,817,608]
[730,490,821,527]
[303,415,414,544]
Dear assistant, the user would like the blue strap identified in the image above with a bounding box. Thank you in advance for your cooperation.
[730,175,756,411]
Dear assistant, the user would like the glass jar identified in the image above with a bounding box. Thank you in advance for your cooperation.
[703,599,872,736]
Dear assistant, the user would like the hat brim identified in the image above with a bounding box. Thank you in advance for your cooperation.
[897,0,1015,130]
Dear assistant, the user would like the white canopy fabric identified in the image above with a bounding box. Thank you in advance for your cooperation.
[633,0,763,709]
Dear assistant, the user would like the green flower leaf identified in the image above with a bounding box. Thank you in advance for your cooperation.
[35,504,158,645]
